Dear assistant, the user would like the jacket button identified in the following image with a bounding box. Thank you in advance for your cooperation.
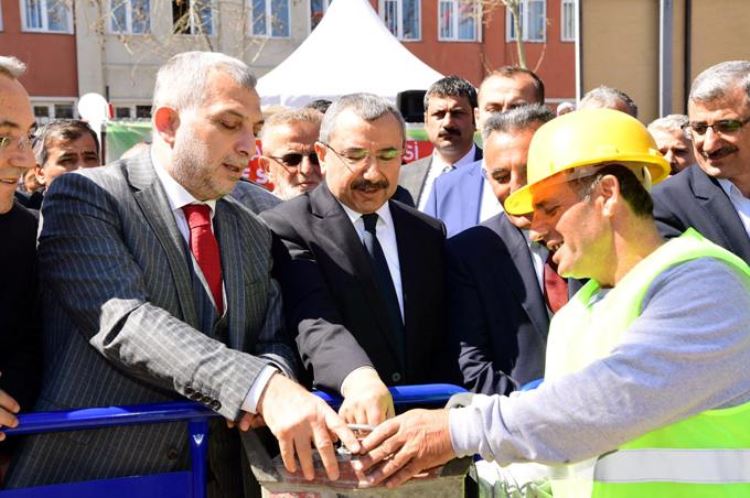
[210,400,222,411]
[167,448,179,460]
[391,372,402,383]
[185,386,194,395]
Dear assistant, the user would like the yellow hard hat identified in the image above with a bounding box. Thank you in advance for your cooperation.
[504,108,671,215]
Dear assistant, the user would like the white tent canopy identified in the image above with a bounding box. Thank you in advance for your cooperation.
[256,0,443,107]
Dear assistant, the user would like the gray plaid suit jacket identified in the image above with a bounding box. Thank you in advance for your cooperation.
[7,152,295,496]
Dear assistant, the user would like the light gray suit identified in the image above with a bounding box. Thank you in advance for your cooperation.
[7,153,295,496]
[398,156,432,207]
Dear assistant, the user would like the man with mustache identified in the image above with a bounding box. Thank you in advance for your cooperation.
[398,76,481,210]
[653,60,750,264]
[262,93,458,428]
[425,66,545,237]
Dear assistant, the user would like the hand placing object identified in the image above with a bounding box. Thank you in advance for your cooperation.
[257,372,360,481]
[356,408,455,488]
[339,368,395,426]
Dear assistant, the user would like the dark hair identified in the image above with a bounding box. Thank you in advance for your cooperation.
[33,119,100,167]
[423,75,478,110]
[488,66,545,104]
[482,104,554,140]
[569,164,653,218]
[305,99,333,114]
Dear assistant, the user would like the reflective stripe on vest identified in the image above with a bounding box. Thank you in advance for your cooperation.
[545,228,750,498]
[595,449,750,483]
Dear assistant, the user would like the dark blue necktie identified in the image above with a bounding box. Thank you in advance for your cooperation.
[361,213,405,367]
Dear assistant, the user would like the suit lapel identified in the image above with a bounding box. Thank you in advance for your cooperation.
[214,199,246,351]
[129,153,200,329]
[493,215,550,338]
[693,168,750,261]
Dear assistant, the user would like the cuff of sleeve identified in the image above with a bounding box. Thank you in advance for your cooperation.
[339,366,379,395]
[241,365,278,414]
[449,404,485,458]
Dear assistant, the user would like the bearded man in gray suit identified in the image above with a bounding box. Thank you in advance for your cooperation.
[7,52,357,496]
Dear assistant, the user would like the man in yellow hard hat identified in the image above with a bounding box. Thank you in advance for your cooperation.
[357,109,750,498]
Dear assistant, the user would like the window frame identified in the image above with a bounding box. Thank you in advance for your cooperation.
[248,0,291,39]
[19,0,74,34]
[172,0,216,36]
[109,0,151,35]
[30,99,78,125]
[379,0,421,42]
[437,0,481,43]
[505,0,546,43]
[308,0,331,33]
[560,0,575,42]
[0,2,4,31]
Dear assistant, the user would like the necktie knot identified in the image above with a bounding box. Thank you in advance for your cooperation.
[183,204,212,228]
[362,213,379,234]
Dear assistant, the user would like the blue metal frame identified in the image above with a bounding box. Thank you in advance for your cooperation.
[0,384,465,497]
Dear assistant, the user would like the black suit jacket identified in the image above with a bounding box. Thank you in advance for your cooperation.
[447,214,581,395]
[652,166,750,264]
[261,183,458,390]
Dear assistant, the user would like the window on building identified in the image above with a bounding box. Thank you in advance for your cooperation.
[381,0,420,41]
[249,0,290,38]
[32,102,77,125]
[135,105,152,118]
[506,0,546,42]
[173,0,214,35]
[115,107,132,119]
[561,0,575,42]
[0,3,4,31]
[55,103,74,119]
[310,0,331,31]
[111,0,151,34]
[21,0,73,33]
[438,0,480,42]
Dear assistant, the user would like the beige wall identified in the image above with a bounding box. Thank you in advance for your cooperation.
[581,0,750,122]
[690,0,750,82]
[581,0,660,122]
[75,0,309,106]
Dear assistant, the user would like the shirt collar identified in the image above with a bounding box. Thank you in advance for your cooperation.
[151,148,217,214]
[717,178,747,200]
[431,143,476,171]
[339,199,394,229]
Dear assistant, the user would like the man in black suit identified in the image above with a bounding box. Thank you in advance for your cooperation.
[398,76,481,210]
[446,105,579,395]
[653,60,750,264]
[262,93,456,426]
[0,56,41,444]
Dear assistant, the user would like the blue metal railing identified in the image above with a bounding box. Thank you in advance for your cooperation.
[0,384,465,497]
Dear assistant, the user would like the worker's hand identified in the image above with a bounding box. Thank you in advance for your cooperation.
[0,388,20,442]
[257,373,360,481]
[356,408,455,488]
[339,368,394,426]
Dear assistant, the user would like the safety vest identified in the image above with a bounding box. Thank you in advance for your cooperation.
[545,228,750,498]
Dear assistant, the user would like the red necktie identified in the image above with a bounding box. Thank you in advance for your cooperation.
[544,252,568,313]
[183,204,224,315]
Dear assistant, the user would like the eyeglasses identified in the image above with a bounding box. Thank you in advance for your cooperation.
[317,141,402,172]
[685,116,750,138]
[0,134,34,152]
[267,151,319,169]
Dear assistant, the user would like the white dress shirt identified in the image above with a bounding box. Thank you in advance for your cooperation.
[418,144,477,210]
[718,178,750,238]
[479,165,504,223]
[339,201,405,320]
[152,151,274,414]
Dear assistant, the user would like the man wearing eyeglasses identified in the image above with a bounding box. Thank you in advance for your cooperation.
[258,108,323,201]
[261,93,458,428]
[653,60,750,264]
[0,55,41,470]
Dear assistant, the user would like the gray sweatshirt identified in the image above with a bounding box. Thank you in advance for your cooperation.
[449,257,750,464]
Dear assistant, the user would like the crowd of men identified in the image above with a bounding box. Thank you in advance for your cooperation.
[2,50,750,497]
